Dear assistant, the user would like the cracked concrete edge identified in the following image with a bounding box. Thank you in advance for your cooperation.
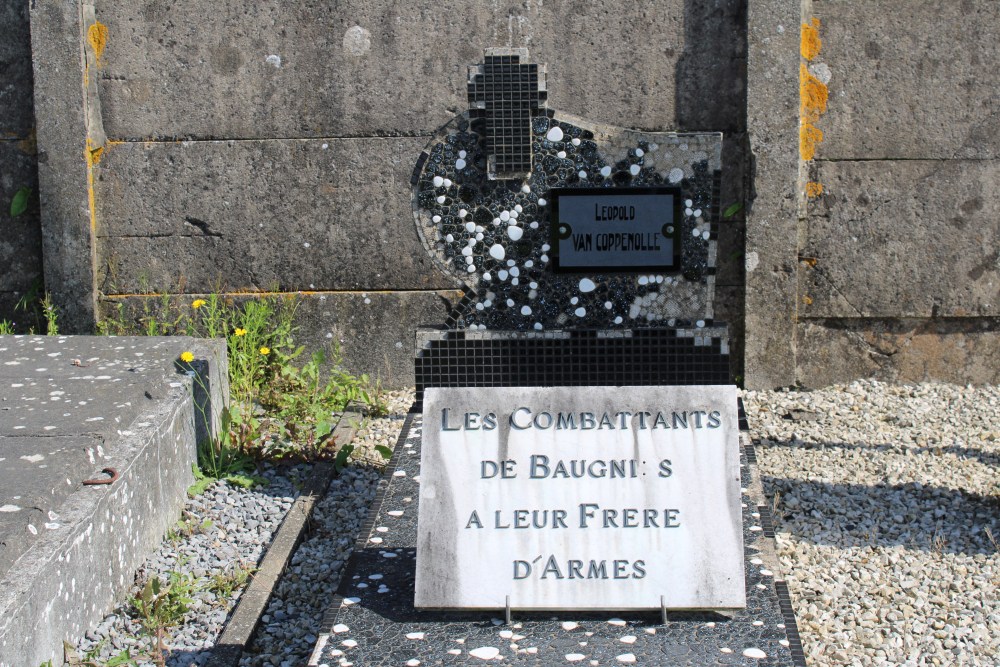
[203,403,366,667]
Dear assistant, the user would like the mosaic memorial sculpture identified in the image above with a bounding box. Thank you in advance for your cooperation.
[411,48,731,400]
[409,48,742,613]
[312,48,805,667]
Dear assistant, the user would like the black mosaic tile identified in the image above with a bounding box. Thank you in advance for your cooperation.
[744,441,758,465]
[737,397,749,432]
[757,505,777,540]
[413,328,731,407]
[313,414,801,666]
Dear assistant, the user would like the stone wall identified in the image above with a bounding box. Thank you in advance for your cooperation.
[0,0,43,327]
[19,0,1000,387]
[26,0,748,386]
[744,0,1000,389]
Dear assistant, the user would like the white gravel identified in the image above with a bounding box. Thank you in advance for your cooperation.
[743,380,999,667]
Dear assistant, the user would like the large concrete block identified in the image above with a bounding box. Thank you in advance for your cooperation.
[802,159,1000,318]
[29,0,99,331]
[743,0,801,390]
[796,319,1000,387]
[813,0,1000,160]
[103,290,462,388]
[94,138,461,293]
[93,0,745,139]
[0,140,43,320]
[293,291,461,388]
[0,0,35,137]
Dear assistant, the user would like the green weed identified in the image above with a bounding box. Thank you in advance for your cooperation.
[9,186,31,217]
[62,641,137,667]
[103,292,385,467]
[131,571,197,666]
[166,512,213,544]
[40,293,59,335]
[722,202,743,219]
[5,278,46,334]
[208,562,256,600]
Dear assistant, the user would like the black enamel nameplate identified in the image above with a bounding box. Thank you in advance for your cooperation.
[549,187,682,272]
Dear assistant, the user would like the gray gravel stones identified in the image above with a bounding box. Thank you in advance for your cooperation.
[68,464,304,666]
[63,390,414,667]
[743,380,999,667]
[239,390,413,667]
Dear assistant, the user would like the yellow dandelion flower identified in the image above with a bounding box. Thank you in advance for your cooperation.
[191,299,207,309]
[234,328,247,336]
[180,351,195,363]
[259,346,270,356]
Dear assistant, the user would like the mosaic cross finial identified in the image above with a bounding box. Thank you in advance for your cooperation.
[467,48,547,179]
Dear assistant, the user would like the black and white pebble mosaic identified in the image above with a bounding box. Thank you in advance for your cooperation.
[412,114,722,332]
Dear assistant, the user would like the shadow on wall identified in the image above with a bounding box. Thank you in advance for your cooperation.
[0,0,44,326]
[675,0,747,134]
[676,0,749,382]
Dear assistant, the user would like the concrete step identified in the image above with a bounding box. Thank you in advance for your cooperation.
[0,335,228,667]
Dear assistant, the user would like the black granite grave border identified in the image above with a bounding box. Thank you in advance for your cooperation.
[318,409,416,634]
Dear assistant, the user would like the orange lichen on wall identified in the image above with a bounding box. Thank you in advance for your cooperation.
[800,64,828,124]
[799,18,827,162]
[85,138,110,237]
[800,123,823,161]
[87,22,108,63]
[801,18,821,61]
[805,181,824,198]
[86,138,104,166]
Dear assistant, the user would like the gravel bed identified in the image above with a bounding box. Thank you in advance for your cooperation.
[239,390,414,667]
[67,464,306,666]
[68,383,997,667]
[743,380,999,667]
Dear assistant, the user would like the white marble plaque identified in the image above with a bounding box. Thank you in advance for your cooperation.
[415,385,745,611]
